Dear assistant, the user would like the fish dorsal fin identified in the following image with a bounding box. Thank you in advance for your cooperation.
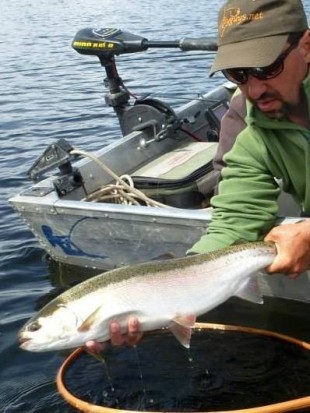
[78,306,103,332]
[235,277,263,304]
[170,314,196,348]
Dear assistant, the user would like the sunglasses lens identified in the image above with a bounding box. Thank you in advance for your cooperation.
[222,59,282,84]
[221,41,297,85]
[251,59,283,80]
[222,69,247,84]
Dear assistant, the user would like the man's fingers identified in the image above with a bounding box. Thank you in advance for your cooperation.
[109,317,142,346]
[288,273,300,279]
[126,317,142,345]
[127,317,140,335]
[109,321,125,346]
[85,317,143,352]
[85,340,106,354]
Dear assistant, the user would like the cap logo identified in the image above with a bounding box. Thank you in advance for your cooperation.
[220,7,264,37]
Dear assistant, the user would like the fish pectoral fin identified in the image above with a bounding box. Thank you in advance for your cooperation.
[78,308,139,334]
[235,277,264,304]
[169,314,196,348]
[78,306,103,332]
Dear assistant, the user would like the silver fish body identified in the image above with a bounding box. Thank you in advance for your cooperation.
[18,242,276,352]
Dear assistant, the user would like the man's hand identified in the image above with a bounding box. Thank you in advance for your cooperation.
[264,220,310,278]
[84,316,142,354]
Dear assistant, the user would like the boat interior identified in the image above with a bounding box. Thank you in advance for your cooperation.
[25,83,235,212]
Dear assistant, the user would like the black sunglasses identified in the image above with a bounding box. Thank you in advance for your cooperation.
[222,41,299,85]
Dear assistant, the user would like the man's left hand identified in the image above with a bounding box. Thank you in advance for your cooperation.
[84,316,142,353]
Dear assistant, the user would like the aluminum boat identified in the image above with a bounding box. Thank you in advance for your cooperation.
[9,28,309,303]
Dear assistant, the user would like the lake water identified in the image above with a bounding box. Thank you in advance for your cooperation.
[1,1,310,412]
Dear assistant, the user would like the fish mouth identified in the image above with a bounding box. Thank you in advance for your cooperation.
[18,334,31,347]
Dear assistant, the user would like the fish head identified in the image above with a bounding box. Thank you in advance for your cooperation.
[18,303,83,352]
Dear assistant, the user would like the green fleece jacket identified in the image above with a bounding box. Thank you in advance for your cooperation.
[190,74,310,254]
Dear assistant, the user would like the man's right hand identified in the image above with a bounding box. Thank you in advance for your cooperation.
[264,220,310,278]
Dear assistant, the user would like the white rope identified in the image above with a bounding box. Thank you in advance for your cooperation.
[70,148,171,208]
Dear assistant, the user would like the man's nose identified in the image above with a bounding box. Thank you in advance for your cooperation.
[245,75,268,100]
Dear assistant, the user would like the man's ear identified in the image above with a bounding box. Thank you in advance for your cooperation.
[299,30,310,63]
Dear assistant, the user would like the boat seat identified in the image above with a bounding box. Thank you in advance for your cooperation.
[132,141,218,208]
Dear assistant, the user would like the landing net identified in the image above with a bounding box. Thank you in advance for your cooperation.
[57,323,310,413]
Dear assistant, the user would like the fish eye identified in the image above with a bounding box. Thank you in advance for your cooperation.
[28,321,41,332]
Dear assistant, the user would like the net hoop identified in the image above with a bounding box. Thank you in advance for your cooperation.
[57,322,310,413]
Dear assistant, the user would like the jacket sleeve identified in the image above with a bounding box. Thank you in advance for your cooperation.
[189,129,281,254]
[213,92,247,192]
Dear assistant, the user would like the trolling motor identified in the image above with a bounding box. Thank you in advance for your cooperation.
[25,30,217,191]
[72,28,218,138]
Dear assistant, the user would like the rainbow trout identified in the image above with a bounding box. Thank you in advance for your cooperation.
[18,242,276,352]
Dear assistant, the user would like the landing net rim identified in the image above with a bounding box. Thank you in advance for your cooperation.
[56,322,310,413]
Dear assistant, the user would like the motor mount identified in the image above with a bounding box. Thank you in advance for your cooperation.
[121,98,179,143]
[27,139,83,196]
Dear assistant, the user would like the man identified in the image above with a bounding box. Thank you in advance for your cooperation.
[189,0,310,280]
[86,0,310,351]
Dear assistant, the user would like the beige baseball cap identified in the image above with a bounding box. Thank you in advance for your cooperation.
[210,0,308,74]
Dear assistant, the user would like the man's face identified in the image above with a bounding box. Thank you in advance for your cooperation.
[239,33,310,119]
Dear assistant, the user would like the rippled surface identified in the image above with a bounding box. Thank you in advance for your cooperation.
[66,329,310,411]
[1,1,310,412]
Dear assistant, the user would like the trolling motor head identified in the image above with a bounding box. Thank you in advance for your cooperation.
[72,28,148,58]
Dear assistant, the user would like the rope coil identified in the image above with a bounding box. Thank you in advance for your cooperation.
[71,149,170,208]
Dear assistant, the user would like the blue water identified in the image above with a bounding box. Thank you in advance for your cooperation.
[1,1,309,411]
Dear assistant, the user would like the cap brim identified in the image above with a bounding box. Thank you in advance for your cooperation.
[210,34,289,75]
